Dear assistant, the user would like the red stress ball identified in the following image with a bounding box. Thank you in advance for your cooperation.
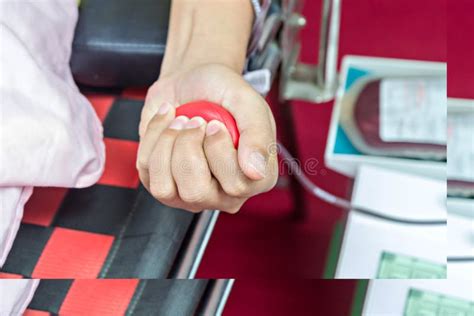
[176,101,240,148]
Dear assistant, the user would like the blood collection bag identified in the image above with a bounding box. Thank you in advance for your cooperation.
[447,107,474,197]
[340,77,447,160]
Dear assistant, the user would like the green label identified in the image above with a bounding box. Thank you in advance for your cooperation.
[377,252,446,279]
[404,288,474,316]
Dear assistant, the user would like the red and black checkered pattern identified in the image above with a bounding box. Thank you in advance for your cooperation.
[0,91,197,279]
[24,279,211,316]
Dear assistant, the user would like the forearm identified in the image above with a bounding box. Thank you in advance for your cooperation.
[160,0,254,76]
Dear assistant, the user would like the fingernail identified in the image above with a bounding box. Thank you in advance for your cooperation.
[185,117,206,129]
[169,116,189,130]
[206,120,224,136]
[248,152,266,178]
[157,102,173,115]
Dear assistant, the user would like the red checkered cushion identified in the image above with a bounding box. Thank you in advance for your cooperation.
[1,92,196,279]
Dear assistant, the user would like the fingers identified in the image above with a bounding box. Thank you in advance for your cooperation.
[169,117,243,213]
[137,102,175,189]
[148,116,188,202]
[171,117,218,208]
[144,115,245,214]
[203,120,241,193]
[139,79,278,213]
[223,87,278,182]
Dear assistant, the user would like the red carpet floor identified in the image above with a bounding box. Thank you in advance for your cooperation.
[195,0,453,315]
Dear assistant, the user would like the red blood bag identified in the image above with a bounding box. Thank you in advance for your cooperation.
[447,107,474,197]
[340,77,447,160]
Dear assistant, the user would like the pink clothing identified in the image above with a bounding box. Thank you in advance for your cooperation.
[0,0,105,289]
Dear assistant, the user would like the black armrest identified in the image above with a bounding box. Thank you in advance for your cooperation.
[71,0,170,88]
[28,279,212,315]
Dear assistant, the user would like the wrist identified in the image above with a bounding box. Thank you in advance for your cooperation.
[160,0,253,77]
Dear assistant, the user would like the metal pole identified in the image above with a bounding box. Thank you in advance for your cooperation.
[317,0,341,95]
[281,0,342,103]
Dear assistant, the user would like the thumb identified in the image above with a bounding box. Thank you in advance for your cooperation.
[238,134,272,180]
[224,91,276,181]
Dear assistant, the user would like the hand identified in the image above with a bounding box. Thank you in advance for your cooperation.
[137,63,278,213]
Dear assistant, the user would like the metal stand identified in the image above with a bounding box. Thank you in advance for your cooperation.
[276,0,342,219]
[280,0,341,103]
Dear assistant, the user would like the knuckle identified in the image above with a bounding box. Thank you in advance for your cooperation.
[224,180,250,197]
[222,203,243,214]
[138,121,146,138]
[145,82,162,99]
[150,184,175,201]
[226,207,241,214]
[136,156,149,171]
[138,171,148,189]
[149,156,166,175]
[146,86,155,96]
[179,188,207,204]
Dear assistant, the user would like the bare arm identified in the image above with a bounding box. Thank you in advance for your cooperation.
[161,0,254,76]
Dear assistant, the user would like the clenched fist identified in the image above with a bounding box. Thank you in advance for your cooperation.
[137,64,278,213]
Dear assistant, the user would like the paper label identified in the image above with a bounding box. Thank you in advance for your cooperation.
[244,69,271,96]
[380,78,447,144]
[447,112,474,182]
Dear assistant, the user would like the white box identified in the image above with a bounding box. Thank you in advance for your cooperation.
[335,165,447,279]
[325,56,446,179]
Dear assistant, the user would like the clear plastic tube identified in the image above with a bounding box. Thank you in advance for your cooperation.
[277,142,447,226]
